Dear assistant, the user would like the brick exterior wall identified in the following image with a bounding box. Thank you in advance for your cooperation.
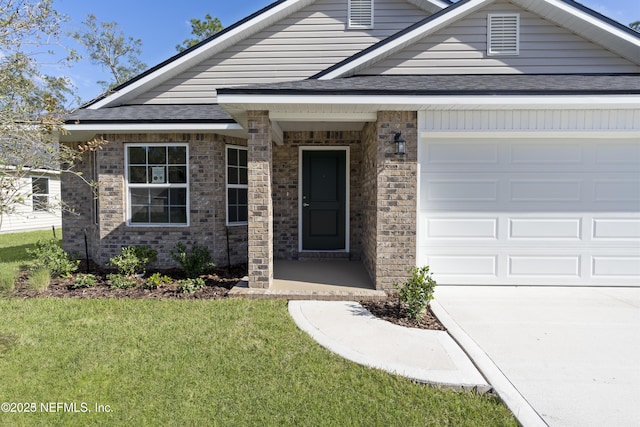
[273,131,363,260]
[61,111,417,291]
[61,133,248,269]
[246,111,273,288]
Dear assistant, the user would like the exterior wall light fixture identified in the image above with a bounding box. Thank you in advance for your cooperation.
[394,132,406,155]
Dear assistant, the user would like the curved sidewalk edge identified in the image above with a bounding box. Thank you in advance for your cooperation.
[288,300,490,391]
[431,300,548,427]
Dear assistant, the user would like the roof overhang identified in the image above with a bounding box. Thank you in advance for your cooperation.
[59,123,245,142]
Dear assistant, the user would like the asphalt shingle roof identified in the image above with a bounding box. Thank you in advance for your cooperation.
[217,74,640,95]
[66,104,235,124]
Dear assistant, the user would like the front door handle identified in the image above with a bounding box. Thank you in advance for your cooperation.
[303,203,310,207]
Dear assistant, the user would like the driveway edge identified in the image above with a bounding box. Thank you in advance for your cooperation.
[431,299,548,427]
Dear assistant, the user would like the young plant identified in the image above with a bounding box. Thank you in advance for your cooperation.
[72,273,98,289]
[170,242,214,278]
[395,266,437,320]
[143,272,172,290]
[0,267,17,294]
[108,246,158,277]
[28,268,51,291]
[27,239,79,278]
[176,277,205,294]
[107,273,138,290]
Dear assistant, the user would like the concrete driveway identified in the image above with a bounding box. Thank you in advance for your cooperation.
[433,286,640,427]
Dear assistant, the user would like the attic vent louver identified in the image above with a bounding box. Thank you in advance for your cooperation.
[349,0,374,29]
[488,14,520,55]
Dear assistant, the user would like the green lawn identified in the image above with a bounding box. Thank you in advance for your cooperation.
[0,232,517,426]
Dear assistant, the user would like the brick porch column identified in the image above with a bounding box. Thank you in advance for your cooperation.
[247,111,273,288]
[375,111,418,290]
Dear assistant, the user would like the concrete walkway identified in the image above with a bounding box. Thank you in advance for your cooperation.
[288,300,490,390]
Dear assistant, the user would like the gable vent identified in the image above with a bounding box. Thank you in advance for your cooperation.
[488,14,520,55]
[349,0,374,29]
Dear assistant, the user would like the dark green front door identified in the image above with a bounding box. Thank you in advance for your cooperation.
[302,150,346,250]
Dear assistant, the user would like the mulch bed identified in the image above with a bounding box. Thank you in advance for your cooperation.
[10,262,445,331]
[12,262,247,300]
[361,299,446,331]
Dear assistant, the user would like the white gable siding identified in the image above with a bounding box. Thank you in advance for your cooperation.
[360,0,640,75]
[0,174,62,234]
[131,0,431,104]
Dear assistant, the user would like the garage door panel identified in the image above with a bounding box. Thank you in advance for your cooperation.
[508,256,581,277]
[509,218,582,239]
[418,138,640,286]
[426,218,498,239]
[592,257,640,277]
[592,218,640,239]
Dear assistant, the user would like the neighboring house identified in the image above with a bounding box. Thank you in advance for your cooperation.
[0,168,62,234]
[61,0,640,288]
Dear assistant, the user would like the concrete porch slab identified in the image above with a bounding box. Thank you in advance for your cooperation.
[228,260,387,301]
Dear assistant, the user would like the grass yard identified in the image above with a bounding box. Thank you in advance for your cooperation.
[0,232,517,426]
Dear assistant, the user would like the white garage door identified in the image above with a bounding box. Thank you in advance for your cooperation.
[417,138,640,286]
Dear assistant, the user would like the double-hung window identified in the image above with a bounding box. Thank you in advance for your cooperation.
[31,177,49,212]
[126,144,189,226]
[226,146,248,225]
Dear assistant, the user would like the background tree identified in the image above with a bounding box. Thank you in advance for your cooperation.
[72,14,147,92]
[0,0,103,231]
[631,21,639,31]
[176,13,224,52]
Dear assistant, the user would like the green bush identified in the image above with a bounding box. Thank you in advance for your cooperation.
[28,268,51,291]
[72,273,98,289]
[395,266,437,320]
[0,267,17,294]
[143,272,172,290]
[176,278,205,294]
[108,246,157,276]
[170,243,214,278]
[107,273,138,290]
[27,239,79,278]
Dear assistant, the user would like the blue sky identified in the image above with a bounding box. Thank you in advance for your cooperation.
[52,0,640,103]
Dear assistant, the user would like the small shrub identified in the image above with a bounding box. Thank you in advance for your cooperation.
[28,268,51,291]
[395,266,437,320]
[108,246,158,276]
[0,268,17,294]
[27,239,79,278]
[72,273,98,289]
[170,243,214,278]
[107,273,138,290]
[143,272,172,290]
[176,277,205,294]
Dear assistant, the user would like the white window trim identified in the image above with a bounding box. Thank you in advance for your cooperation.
[348,0,374,30]
[487,13,520,56]
[31,176,50,212]
[226,145,248,226]
[124,142,190,227]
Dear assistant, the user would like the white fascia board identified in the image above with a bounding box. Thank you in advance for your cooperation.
[88,0,313,109]
[269,112,377,121]
[218,94,640,109]
[64,123,244,132]
[421,130,640,138]
[406,0,450,13]
[318,0,488,80]
[537,0,640,47]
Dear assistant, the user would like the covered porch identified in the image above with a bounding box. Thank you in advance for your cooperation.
[229,260,387,300]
